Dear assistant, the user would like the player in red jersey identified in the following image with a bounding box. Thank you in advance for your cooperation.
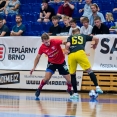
[30,33,72,99]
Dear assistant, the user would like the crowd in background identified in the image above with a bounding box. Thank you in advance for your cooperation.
[0,0,117,36]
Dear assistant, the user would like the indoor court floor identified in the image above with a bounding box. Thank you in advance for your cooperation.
[0,90,117,117]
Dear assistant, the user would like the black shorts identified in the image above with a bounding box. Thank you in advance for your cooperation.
[46,61,69,75]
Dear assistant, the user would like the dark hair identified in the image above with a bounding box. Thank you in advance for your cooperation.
[70,19,77,24]
[82,17,89,23]
[0,17,3,21]
[51,15,59,20]
[16,14,22,19]
[42,0,49,3]
[94,16,101,21]
[41,33,49,41]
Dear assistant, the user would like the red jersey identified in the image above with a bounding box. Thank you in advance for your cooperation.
[38,39,65,64]
[57,5,73,17]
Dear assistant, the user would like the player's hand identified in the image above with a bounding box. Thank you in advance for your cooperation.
[30,68,35,75]
[91,44,97,49]
[64,49,70,55]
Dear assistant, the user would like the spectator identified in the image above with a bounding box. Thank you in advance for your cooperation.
[0,0,7,14]
[0,17,10,36]
[105,12,115,28]
[80,17,93,35]
[89,4,105,26]
[69,19,80,36]
[50,0,61,3]
[57,0,74,21]
[37,0,55,23]
[92,16,110,35]
[10,14,26,36]
[61,16,70,33]
[0,14,6,24]
[48,16,61,36]
[5,0,20,15]
[79,0,92,22]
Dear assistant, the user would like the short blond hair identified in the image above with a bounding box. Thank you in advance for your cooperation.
[72,28,80,34]
[63,16,69,20]
[106,12,114,21]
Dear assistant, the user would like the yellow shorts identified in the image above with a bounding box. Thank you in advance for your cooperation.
[68,50,91,74]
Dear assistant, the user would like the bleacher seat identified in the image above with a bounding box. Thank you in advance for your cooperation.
[5,0,117,36]
[42,22,52,32]
[32,22,43,33]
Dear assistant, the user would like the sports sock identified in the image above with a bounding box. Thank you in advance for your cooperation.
[38,80,46,90]
[89,72,98,86]
[71,74,78,93]
[67,83,72,91]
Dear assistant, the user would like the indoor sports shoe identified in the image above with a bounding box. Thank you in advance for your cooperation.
[96,87,103,94]
[35,88,40,98]
[70,93,79,99]
[67,89,73,96]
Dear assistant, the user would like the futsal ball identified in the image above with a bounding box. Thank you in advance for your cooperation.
[89,90,98,99]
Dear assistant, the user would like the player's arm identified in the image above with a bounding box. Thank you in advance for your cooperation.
[65,37,71,54]
[30,54,41,74]
[92,36,99,49]
[33,54,41,70]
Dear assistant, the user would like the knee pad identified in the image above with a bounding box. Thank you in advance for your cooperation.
[87,69,93,75]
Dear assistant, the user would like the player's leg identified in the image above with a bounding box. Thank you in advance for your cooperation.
[35,72,53,98]
[57,61,72,96]
[85,68,103,94]
[35,62,56,98]
[68,53,79,99]
[78,50,103,94]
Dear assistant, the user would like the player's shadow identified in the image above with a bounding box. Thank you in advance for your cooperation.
[89,98,98,117]
[65,102,77,116]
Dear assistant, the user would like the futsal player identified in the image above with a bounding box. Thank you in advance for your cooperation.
[30,33,72,98]
[65,28,103,99]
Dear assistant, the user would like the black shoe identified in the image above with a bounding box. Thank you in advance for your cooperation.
[35,89,40,98]
[67,89,73,96]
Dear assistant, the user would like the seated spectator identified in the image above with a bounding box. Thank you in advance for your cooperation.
[105,12,115,28]
[0,17,10,36]
[79,0,92,22]
[5,0,20,15]
[69,19,80,36]
[0,0,7,14]
[50,0,61,3]
[10,14,26,36]
[37,0,55,23]
[48,16,61,36]
[61,16,70,34]
[0,14,6,24]
[89,4,105,26]
[80,17,93,35]
[92,16,110,35]
[57,0,74,21]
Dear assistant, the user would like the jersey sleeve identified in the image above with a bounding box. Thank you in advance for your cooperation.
[67,36,71,42]
[86,35,93,41]
[53,39,62,45]
[38,46,43,55]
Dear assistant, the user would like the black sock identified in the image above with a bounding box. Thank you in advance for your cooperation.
[71,74,78,93]
[89,72,98,86]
